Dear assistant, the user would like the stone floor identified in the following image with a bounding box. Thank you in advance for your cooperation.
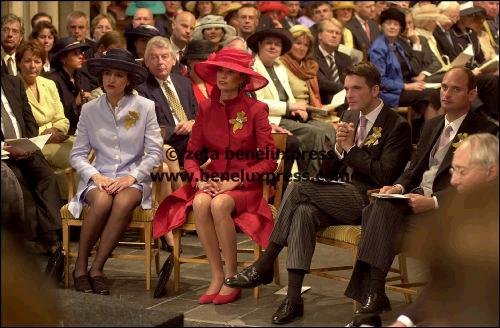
[33,233,428,327]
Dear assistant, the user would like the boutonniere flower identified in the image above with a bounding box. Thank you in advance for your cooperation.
[229,111,247,133]
[452,133,468,149]
[364,127,383,147]
[124,110,139,129]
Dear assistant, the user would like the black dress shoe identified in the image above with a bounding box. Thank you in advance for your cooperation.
[73,270,93,293]
[272,297,304,324]
[89,275,110,295]
[354,292,391,318]
[224,265,273,288]
[345,314,382,327]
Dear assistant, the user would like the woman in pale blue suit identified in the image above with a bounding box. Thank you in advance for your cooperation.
[68,49,163,295]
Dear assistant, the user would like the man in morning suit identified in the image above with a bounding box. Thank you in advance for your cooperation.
[1,71,63,253]
[314,18,352,105]
[344,67,498,326]
[136,36,197,167]
[224,62,412,325]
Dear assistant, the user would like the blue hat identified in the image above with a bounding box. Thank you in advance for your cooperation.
[126,1,166,16]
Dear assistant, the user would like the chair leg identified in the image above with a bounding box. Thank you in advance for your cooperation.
[173,230,181,292]
[398,254,412,303]
[253,243,261,299]
[352,247,360,312]
[155,238,161,275]
[62,221,70,288]
[144,223,152,291]
[273,257,281,285]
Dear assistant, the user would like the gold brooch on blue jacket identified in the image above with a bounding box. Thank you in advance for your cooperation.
[364,127,382,147]
[229,111,247,133]
[125,110,139,129]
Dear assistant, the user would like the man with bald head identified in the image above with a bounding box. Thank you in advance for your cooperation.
[169,11,196,74]
[344,67,498,325]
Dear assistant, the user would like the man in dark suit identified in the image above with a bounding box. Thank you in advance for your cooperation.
[314,18,352,105]
[344,67,498,326]
[346,1,381,58]
[224,62,412,325]
[1,72,62,253]
[1,14,24,76]
[136,36,197,166]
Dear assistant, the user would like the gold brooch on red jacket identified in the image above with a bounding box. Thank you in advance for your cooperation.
[229,111,247,133]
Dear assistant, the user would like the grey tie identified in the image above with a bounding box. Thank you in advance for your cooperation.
[1,101,17,139]
[327,54,339,84]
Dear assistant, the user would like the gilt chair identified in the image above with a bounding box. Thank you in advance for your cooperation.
[171,133,288,299]
[60,160,167,291]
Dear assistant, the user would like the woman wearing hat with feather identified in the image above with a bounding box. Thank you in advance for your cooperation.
[153,48,277,305]
[68,48,163,295]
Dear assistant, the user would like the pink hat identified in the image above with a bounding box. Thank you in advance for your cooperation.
[194,48,268,92]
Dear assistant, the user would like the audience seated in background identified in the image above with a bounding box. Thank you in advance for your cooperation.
[29,21,58,73]
[236,4,260,41]
[314,18,352,105]
[346,1,381,59]
[90,13,116,43]
[332,1,356,49]
[225,62,412,325]
[66,11,96,59]
[16,41,73,172]
[280,1,301,29]
[30,12,52,29]
[1,14,24,76]
[184,1,219,22]
[250,27,329,177]
[192,15,236,51]
[68,48,162,295]
[308,1,334,37]
[1,72,63,255]
[125,24,161,60]
[390,133,499,327]
[48,37,93,135]
[369,8,441,121]
[153,47,276,306]
[343,67,498,327]
[169,11,196,74]
[182,39,214,104]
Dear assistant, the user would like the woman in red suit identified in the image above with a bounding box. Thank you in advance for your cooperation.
[153,48,277,305]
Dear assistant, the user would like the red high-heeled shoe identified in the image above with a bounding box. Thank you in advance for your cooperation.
[212,288,242,305]
[198,293,218,304]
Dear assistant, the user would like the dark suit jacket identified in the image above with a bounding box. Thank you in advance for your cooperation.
[320,105,412,199]
[48,68,93,135]
[395,110,498,200]
[346,17,380,56]
[0,74,39,140]
[433,26,459,63]
[450,25,485,67]
[314,46,352,104]
[398,36,442,76]
[136,73,198,161]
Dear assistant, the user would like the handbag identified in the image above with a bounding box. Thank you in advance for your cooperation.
[154,253,174,298]
[44,243,64,284]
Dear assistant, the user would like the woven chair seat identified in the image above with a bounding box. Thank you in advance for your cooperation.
[60,202,158,222]
[317,225,362,245]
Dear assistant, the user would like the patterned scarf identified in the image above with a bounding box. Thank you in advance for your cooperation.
[280,54,323,107]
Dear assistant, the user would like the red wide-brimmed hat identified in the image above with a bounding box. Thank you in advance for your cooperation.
[194,48,269,92]
[259,2,289,18]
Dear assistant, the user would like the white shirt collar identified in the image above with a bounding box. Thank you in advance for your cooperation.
[361,99,384,124]
[155,75,174,87]
[444,112,467,135]
[355,14,367,26]
[318,45,333,58]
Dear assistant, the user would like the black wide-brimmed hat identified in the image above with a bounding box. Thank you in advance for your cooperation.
[124,24,161,40]
[459,1,486,17]
[380,7,406,33]
[87,48,149,85]
[180,39,214,66]
[246,28,293,55]
[50,36,91,66]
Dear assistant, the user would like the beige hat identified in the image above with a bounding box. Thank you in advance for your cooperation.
[332,1,355,11]
[412,4,451,24]
[193,15,237,41]
[217,2,243,18]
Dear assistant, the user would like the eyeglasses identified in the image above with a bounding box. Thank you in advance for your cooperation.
[1,27,21,35]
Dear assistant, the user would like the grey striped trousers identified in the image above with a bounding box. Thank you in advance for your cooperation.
[269,181,366,271]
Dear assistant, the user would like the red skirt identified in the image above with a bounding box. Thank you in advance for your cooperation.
[153,183,274,248]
